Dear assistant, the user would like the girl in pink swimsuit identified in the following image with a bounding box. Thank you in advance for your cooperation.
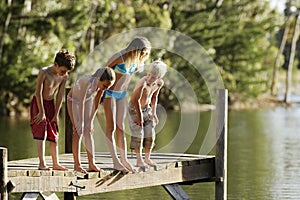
[67,67,115,174]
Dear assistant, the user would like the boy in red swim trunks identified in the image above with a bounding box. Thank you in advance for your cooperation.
[30,49,75,170]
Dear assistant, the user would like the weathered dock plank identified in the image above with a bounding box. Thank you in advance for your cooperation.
[76,160,214,196]
[6,153,215,196]
[9,176,76,193]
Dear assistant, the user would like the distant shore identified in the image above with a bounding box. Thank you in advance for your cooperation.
[228,94,296,110]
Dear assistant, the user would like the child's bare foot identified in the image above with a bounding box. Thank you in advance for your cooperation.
[113,162,129,173]
[145,159,157,167]
[136,160,148,168]
[121,160,136,173]
[53,164,68,171]
[38,164,51,170]
[88,164,102,172]
[74,166,87,174]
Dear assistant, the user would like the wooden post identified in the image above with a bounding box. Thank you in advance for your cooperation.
[64,88,76,200]
[65,88,73,154]
[0,147,8,200]
[215,89,228,200]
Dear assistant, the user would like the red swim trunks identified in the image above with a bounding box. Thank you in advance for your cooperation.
[30,96,59,143]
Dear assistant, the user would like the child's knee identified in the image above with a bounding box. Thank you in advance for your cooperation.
[106,124,116,133]
[143,137,155,149]
[130,136,142,149]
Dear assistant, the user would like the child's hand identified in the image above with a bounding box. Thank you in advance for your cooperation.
[153,115,159,126]
[134,119,144,127]
[51,116,59,125]
[33,112,46,124]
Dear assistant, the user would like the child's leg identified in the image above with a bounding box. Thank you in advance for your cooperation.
[144,147,156,166]
[115,99,134,172]
[72,132,87,173]
[50,141,68,170]
[84,132,101,172]
[116,126,135,172]
[128,103,147,168]
[129,131,146,167]
[67,101,86,173]
[104,98,129,172]
[37,140,50,170]
[82,99,101,172]
[134,147,147,167]
[143,124,156,167]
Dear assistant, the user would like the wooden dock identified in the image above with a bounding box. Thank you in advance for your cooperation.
[6,153,215,196]
[0,89,228,200]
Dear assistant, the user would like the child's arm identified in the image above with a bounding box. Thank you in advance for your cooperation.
[71,78,89,134]
[33,70,46,124]
[151,80,164,125]
[52,76,67,123]
[83,89,105,134]
[90,90,104,120]
[94,90,103,109]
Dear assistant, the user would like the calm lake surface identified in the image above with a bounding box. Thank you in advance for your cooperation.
[1,105,300,200]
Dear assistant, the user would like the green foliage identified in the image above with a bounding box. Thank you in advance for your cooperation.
[169,0,281,102]
[0,0,284,115]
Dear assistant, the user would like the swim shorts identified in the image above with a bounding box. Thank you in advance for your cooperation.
[128,103,155,149]
[30,96,59,143]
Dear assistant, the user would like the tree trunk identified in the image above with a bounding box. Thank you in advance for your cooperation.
[17,0,32,40]
[89,24,95,53]
[209,0,224,21]
[284,14,300,103]
[271,16,293,96]
[0,0,12,66]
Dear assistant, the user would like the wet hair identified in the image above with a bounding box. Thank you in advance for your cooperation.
[92,67,115,82]
[148,60,167,78]
[54,49,76,70]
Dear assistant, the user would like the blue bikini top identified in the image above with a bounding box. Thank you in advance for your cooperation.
[112,53,137,75]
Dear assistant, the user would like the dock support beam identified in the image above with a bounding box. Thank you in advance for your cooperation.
[215,89,228,200]
[64,88,76,200]
[163,184,190,200]
[0,147,8,200]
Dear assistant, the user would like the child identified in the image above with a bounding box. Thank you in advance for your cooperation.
[67,67,115,174]
[128,60,167,168]
[103,37,151,172]
[30,49,76,170]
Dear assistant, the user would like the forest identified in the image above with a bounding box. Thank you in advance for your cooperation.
[0,0,299,116]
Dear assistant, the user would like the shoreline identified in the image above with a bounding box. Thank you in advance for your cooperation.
[1,95,298,117]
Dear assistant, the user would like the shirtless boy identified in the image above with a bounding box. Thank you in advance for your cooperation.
[128,60,167,167]
[30,49,75,170]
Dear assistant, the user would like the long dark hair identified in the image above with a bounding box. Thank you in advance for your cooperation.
[92,67,115,81]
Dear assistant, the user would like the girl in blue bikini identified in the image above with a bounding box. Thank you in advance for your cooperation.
[103,37,151,173]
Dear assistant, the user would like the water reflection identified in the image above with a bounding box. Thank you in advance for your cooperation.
[1,106,300,199]
[228,106,300,200]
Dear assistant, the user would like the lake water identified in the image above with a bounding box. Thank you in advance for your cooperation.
[1,105,300,200]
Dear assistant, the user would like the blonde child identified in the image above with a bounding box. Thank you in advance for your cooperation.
[128,60,167,167]
[67,67,115,174]
[103,37,151,172]
[30,49,75,170]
